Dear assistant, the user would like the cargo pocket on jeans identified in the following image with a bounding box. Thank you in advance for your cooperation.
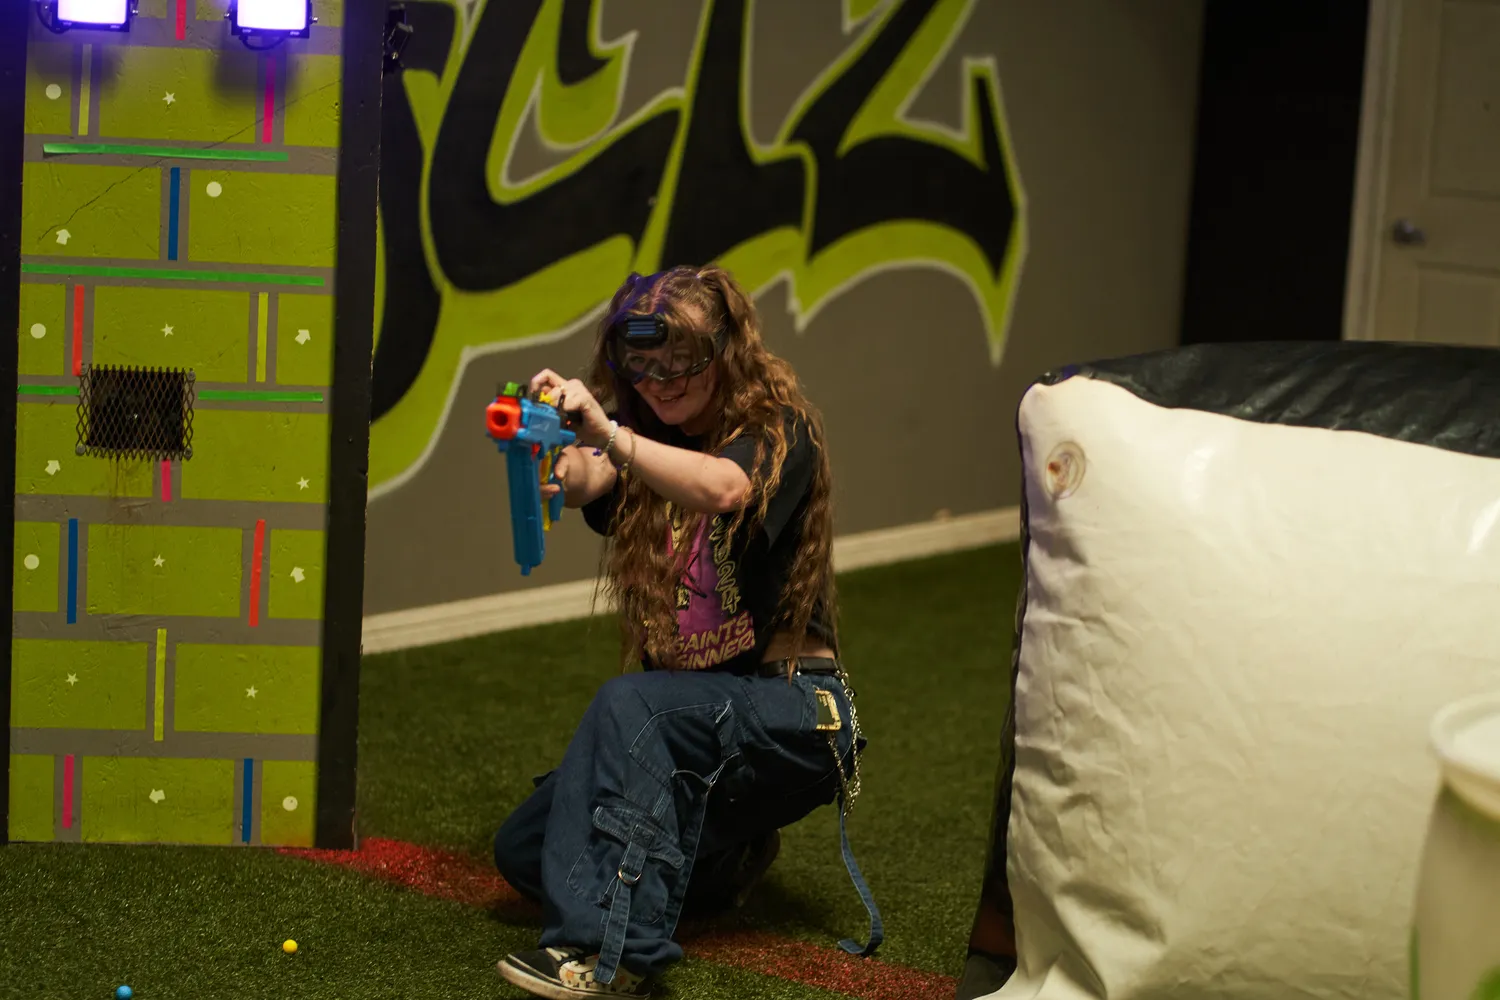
[566,801,686,925]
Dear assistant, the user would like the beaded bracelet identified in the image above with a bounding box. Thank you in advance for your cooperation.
[617,426,638,476]
[593,420,619,458]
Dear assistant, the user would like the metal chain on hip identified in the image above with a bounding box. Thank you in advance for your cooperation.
[827,667,864,813]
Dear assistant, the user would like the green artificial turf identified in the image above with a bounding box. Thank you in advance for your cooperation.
[0,543,1021,998]
[1,843,512,999]
[0,842,847,1000]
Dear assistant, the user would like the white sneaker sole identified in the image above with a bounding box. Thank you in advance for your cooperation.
[498,957,578,1000]
[496,957,650,1000]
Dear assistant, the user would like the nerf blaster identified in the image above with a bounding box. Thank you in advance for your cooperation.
[485,381,577,576]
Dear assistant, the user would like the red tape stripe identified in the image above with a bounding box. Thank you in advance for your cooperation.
[71,285,84,376]
[62,754,75,829]
[249,519,265,626]
[261,56,275,144]
[174,0,186,40]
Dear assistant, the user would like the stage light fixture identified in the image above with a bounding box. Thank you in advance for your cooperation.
[39,0,137,32]
[228,0,314,47]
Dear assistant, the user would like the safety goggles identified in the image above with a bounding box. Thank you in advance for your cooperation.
[605,313,722,385]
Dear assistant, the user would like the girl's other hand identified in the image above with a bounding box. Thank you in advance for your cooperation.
[541,448,572,500]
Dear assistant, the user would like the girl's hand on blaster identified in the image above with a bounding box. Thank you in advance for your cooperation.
[529,369,614,450]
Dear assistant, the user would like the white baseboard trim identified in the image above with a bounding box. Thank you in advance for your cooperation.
[360,506,1021,655]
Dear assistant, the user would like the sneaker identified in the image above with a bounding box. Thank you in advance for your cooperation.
[497,947,652,999]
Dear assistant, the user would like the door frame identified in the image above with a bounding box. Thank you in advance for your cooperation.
[1342,0,1404,341]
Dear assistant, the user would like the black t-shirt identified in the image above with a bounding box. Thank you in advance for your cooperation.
[581,411,835,674]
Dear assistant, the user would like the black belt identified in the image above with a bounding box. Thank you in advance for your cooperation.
[755,656,842,679]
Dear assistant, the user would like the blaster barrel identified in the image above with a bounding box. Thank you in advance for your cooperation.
[485,395,523,441]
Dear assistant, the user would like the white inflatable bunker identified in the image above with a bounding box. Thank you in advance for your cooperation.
[967,342,1500,1000]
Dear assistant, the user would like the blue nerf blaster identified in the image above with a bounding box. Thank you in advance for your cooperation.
[485,382,577,575]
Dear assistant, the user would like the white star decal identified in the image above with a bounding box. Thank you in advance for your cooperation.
[163,92,176,105]
[153,554,165,567]
[246,686,258,698]
[297,477,309,490]
[65,673,78,686]
[162,324,174,337]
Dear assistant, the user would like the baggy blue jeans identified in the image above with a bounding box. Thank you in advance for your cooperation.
[492,668,867,983]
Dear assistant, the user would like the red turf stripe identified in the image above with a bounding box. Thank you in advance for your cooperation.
[277,837,957,999]
[278,837,525,909]
[689,931,957,1000]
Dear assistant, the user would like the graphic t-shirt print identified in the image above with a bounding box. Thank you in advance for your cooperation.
[667,502,754,669]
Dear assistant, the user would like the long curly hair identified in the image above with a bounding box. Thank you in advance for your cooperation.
[585,265,838,677]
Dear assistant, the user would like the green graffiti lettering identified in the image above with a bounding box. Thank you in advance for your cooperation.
[370,0,1026,495]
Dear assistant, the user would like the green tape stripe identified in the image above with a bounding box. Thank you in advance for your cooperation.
[198,389,325,402]
[42,143,291,163]
[18,386,323,403]
[21,263,324,287]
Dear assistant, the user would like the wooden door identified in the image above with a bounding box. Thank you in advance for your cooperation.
[1371,0,1500,345]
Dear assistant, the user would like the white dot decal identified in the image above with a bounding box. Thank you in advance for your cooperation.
[45,84,61,100]
[30,323,46,339]
[206,181,223,198]
[282,796,299,812]
[24,554,40,571]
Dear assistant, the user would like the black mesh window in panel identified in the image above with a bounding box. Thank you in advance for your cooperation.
[76,365,196,461]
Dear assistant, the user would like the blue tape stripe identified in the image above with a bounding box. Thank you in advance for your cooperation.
[242,758,254,843]
[166,167,180,261]
[66,519,78,624]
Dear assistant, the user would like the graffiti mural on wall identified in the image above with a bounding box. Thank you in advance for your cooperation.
[369,0,1027,496]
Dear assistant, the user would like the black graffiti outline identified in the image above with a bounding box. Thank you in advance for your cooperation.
[426,0,679,292]
[787,0,1016,268]
[370,1,453,421]
[373,0,1020,422]
[557,0,608,86]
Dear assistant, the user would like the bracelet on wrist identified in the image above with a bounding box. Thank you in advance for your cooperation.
[615,426,638,475]
[593,420,619,457]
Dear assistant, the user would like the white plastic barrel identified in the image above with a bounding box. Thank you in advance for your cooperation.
[1412,692,1500,1000]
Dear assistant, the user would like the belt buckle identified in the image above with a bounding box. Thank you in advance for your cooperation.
[814,687,843,731]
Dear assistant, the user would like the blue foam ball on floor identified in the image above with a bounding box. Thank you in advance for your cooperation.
[116,987,133,1000]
